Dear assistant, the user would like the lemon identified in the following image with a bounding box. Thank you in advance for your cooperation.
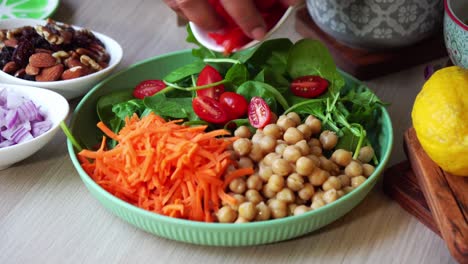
[412,66,468,176]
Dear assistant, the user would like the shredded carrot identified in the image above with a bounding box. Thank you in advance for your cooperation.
[78,113,252,222]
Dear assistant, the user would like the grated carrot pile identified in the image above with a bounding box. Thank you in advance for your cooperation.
[78,113,253,222]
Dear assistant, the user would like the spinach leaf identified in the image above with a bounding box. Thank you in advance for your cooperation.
[286,39,345,93]
[233,38,293,66]
[235,81,290,111]
[96,90,134,125]
[112,99,146,120]
[225,63,249,87]
[163,61,205,83]
[144,93,196,120]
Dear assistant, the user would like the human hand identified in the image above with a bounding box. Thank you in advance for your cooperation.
[163,0,300,40]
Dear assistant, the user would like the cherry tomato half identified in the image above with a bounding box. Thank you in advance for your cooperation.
[248,97,272,128]
[196,65,225,100]
[132,80,166,99]
[290,75,329,98]
[219,92,248,120]
[193,96,229,124]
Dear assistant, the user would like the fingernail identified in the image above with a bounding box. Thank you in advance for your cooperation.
[251,27,266,40]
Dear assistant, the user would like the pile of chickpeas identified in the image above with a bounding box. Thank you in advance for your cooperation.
[216,112,376,223]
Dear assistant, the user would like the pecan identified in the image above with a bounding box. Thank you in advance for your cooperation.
[75,48,99,61]
[52,50,69,63]
[80,55,102,71]
[35,64,64,82]
[2,61,18,74]
[64,57,85,68]
[35,25,64,45]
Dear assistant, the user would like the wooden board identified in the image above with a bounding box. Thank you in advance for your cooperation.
[404,128,468,263]
[294,8,448,80]
[382,161,441,236]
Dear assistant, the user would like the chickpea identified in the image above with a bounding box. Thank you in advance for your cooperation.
[311,198,325,210]
[238,157,254,169]
[312,190,324,202]
[276,188,295,203]
[285,112,300,125]
[337,190,345,198]
[293,205,310,216]
[351,176,367,188]
[229,178,247,194]
[337,174,351,187]
[248,144,264,162]
[259,135,276,153]
[230,193,246,211]
[305,115,322,135]
[310,146,323,156]
[234,126,252,138]
[319,130,338,150]
[345,160,363,177]
[308,168,330,186]
[298,183,315,201]
[343,186,355,194]
[282,145,302,163]
[319,157,340,175]
[295,196,307,205]
[286,173,304,191]
[262,184,277,199]
[271,158,292,177]
[267,174,285,192]
[246,174,263,190]
[307,155,321,167]
[322,189,338,204]
[251,131,264,145]
[322,176,342,191]
[283,127,304,145]
[255,202,271,221]
[263,124,283,139]
[288,203,298,216]
[245,189,263,204]
[238,201,257,221]
[235,217,249,223]
[362,163,375,177]
[297,124,312,141]
[276,115,296,131]
[233,138,252,157]
[258,165,273,182]
[275,142,288,156]
[308,138,321,148]
[358,146,375,163]
[296,156,316,176]
[217,206,237,223]
[268,199,288,219]
[295,140,310,156]
[331,149,353,167]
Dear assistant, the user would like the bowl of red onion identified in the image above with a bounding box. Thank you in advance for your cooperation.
[0,83,69,170]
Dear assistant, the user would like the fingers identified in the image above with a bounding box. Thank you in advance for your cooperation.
[174,0,224,31]
[280,0,302,6]
[220,0,266,40]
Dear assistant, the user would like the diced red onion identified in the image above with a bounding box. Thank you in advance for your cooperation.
[0,88,51,149]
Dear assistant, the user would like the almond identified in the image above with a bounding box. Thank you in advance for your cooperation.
[29,53,57,68]
[25,64,40,75]
[35,64,64,82]
[2,61,18,74]
[61,66,89,80]
[65,58,85,69]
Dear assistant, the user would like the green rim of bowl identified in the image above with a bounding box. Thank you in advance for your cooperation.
[0,0,59,20]
[67,49,394,246]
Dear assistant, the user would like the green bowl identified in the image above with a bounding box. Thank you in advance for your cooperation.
[67,50,393,246]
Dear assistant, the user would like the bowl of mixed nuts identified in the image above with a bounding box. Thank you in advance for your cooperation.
[0,18,123,100]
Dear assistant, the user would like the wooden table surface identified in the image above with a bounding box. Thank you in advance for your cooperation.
[0,1,457,263]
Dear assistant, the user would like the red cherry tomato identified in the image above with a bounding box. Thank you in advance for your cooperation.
[132,80,166,99]
[196,65,225,100]
[248,97,272,128]
[290,75,329,98]
[219,92,248,120]
[192,96,229,124]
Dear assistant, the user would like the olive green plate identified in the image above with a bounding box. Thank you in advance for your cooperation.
[0,0,59,20]
[67,50,393,246]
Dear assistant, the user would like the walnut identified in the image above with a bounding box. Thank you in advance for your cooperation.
[35,25,64,45]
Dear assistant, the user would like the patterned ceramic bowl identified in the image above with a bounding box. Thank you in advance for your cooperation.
[306,0,444,50]
[444,0,468,68]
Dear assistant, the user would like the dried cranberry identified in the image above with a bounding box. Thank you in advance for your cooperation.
[22,74,36,81]
[12,41,34,68]
[73,29,103,48]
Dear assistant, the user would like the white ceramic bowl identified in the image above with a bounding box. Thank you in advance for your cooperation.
[0,83,69,170]
[0,18,123,100]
